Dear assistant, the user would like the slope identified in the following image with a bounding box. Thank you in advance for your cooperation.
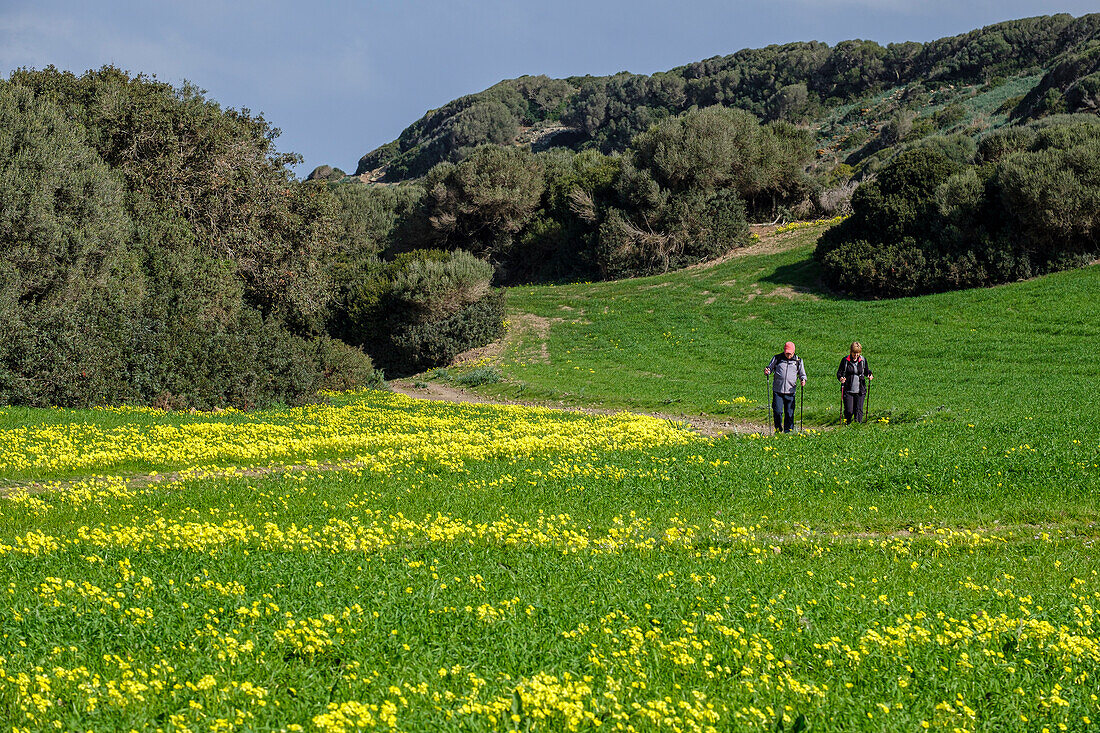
[348,13,1100,182]
[451,220,1099,430]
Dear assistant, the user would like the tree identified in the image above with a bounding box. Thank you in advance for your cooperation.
[0,80,140,405]
[0,80,133,304]
[816,118,1100,297]
[767,83,811,121]
[632,106,763,193]
[0,70,377,408]
[422,145,545,260]
[10,65,341,331]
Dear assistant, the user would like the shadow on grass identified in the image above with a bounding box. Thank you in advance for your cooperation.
[759,257,845,301]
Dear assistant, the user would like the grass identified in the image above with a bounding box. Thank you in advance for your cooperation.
[496,223,1100,425]
[1,223,1098,731]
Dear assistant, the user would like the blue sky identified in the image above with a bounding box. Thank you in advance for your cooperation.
[1,1,1095,176]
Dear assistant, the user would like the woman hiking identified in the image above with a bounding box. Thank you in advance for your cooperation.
[837,341,873,424]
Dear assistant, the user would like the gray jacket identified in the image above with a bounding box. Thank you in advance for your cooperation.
[767,353,807,395]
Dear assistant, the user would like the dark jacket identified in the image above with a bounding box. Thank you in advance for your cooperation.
[837,355,872,395]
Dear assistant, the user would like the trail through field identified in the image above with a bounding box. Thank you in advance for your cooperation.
[685,223,808,270]
[391,229,834,435]
[387,379,768,437]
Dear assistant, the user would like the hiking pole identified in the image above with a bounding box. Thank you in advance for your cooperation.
[799,381,804,434]
[765,374,773,436]
[865,379,872,423]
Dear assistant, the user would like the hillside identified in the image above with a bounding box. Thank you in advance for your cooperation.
[431,220,1100,430]
[345,13,1100,183]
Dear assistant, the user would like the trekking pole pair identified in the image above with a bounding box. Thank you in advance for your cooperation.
[799,381,804,434]
[865,379,872,423]
[764,374,773,436]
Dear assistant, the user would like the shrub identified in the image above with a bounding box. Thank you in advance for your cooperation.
[313,336,384,392]
[0,71,380,408]
[336,250,504,377]
[420,145,545,258]
[455,366,503,386]
[817,118,1100,297]
[9,66,342,332]
[385,291,506,376]
[388,252,494,321]
[933,103,967,129]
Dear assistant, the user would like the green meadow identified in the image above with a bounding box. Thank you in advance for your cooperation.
[1,223,1098,732]
[495,223,1100,424]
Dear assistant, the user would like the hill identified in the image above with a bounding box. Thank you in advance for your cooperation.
[317,14,1100,300]
[431,220,1100,430]
[347,13,1100,183]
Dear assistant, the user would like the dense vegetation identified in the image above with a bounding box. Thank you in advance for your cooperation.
[816,117,1100,296]
[328,107,815,284]
[5,14,1100,405]
[334,249,505,376]
[0,68,506,403]
[328,12,1100,292]
[354,14,1100,182]
[0,68,376,409]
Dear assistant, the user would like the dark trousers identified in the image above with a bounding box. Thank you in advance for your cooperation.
[843,391,865,423]
[772,391,796,432]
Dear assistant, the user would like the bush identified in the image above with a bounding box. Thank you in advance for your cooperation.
[420,145,545,259]
[313,336,384,393]
[0,71,380,408]
[817,118,1100,297]
[932,103,967,129]
[384,291,506,376]
[455,366,503,386]
[336,250,504,377]
[328,181,426,285]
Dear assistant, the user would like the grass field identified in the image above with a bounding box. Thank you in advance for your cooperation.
[1,223,1098,732]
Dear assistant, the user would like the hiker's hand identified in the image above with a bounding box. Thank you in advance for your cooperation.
[868,374,873,380]
[839,377,846,383]
[801,379,806,386]
[764,368,770,376]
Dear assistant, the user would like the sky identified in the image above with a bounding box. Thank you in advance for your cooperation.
[1,1,1095,177]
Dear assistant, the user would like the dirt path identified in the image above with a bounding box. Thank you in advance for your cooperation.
[0,460,377,497]
[388,379,771,438]
[2,226,823,496]
[389,227,834,437]
[686,223,820,272]
[386,227,832,437]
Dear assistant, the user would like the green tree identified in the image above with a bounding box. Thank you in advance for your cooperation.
[0,80,133,304]
[631,106,763,193]
[338,250,503,376]
[10,65,340,331]
[1,70,377,407]
[0,80,140,405]
[422,145,545,259]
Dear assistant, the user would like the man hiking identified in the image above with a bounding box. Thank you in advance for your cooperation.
[764,341,806,434]
[837,341,873,423]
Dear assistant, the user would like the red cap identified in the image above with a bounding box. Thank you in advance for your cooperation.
[784,341,795,351]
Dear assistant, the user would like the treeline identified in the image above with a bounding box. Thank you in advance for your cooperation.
[0,67,505,405]
[329,106,816,285]
[816,116,1100,296]
[357,14,1100,181]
